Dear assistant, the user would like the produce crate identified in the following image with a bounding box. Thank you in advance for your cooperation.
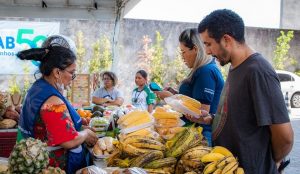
[0,129,17,158]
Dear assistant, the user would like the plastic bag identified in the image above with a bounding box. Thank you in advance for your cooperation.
[76,165,107,174]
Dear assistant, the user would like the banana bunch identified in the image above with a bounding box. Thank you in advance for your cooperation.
[117,110,153,129]
[165,127,196,158]
[201,146,245,174]
[119,135,166,157]
[174,145,211,173]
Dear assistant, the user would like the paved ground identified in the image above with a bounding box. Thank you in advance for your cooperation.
[284,108,300,173]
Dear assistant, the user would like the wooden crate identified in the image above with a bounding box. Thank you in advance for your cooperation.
[71,74,91,106]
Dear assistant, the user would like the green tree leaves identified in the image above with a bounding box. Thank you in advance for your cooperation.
[273,30,297,70]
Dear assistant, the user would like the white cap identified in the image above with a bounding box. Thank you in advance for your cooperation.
[42,35,77,55]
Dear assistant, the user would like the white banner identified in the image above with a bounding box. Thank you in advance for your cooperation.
[0,21,60,74]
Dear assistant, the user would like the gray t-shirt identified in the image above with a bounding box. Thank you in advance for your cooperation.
[212,53,290,174]
[92,87,123,100]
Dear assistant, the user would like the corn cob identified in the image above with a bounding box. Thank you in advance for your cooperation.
[178,95,201,109]
[153,112,181,119]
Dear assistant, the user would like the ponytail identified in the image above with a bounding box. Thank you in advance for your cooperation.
[17,46,76,76]
[17,48,49,62]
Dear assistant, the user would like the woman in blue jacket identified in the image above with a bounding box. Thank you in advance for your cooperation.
[156,28,224,146]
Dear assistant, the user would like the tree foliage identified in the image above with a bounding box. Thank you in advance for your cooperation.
[273,30,297,70]
[166,48,188,87]
[150,31,166,86]
[99,36,113,71]
[89,40,101,73]
[89,36,112,73]
[76,31,86,73]
[136,35,152,73]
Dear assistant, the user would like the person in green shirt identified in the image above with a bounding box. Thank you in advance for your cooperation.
[132,70,156,113]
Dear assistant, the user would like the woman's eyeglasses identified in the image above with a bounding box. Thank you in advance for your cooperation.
[64,70,76,80]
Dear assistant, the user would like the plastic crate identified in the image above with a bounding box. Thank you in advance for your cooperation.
[0,129,17,158]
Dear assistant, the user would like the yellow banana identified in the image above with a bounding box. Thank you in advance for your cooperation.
[120,142,152,156]
[203,161,218,174]
[216,156,237,169]
[130,142,165,151]
[221,161,238,174]
[123,137,165,151]
[201,153,225,163]
[106,150,121,167]
[123,135,155,143]
[181,159,204,169]
[181,146,211,160]
[211,146,233,157]
[234,167,245,174]
[144,168,171,174]
[175,160,184,174]
[213,168,223,174]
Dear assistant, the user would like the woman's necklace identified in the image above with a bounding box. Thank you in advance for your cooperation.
[11,94,22,106]
[133,87,143,103]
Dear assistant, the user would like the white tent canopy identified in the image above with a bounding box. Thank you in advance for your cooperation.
[0,0,140,20]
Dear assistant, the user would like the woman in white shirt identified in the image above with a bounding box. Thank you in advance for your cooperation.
[92,71,124,106]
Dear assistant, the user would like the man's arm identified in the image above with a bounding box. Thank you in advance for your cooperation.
[270,122,294,163]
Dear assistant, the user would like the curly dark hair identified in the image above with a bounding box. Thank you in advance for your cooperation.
[198,9,245,43]
[101,71,118,86]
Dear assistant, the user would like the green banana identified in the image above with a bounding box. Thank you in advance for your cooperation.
[130,150,164,168]
[166,127,195,157]
[144,157,177,169]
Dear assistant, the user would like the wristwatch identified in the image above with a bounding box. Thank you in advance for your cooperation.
[209,113,216,118]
